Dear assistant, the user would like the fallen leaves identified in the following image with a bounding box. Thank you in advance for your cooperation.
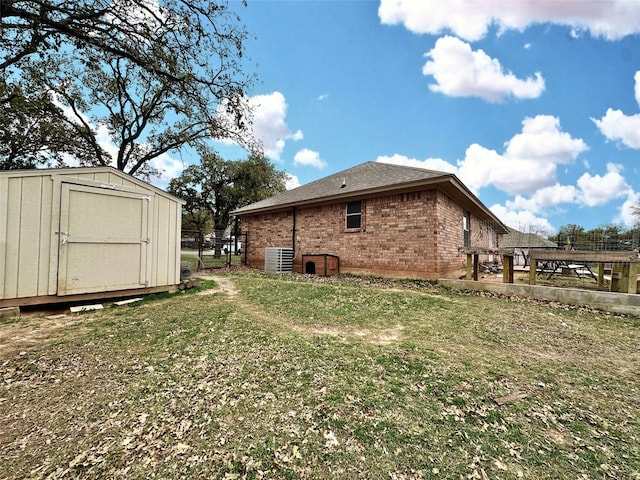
[323,429,339,449]
[1,272,639,479]
[494,391,530,406]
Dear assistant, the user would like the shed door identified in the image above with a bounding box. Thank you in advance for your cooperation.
[57,183,151,295]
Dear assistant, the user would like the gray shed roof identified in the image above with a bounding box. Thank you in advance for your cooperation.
[232,161,509,233]
[503,227,558,248]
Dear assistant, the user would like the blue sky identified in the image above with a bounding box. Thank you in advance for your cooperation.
[154,0,640,234]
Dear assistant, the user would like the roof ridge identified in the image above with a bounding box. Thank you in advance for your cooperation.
[368,160,452,176]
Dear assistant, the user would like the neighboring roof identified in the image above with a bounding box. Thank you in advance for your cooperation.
[232,161,509,233]
[0,166,184,204]
[503,227,558,248]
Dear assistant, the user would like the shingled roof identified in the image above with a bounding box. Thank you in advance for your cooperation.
[503,227,558,248]
[232,161,508,233]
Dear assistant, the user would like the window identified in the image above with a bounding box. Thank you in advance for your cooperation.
[346,201,362,229]
[463,211,470,247]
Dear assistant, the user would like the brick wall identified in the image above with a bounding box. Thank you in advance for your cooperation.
[434,192,466,277]
[242,211,293,267]
[240,189,501,279]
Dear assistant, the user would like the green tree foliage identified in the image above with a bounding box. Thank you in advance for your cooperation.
[167,168,214,233]
[0,79,107,169]
[1,0,254,176]
[550,224,585,249]
[168,150,286,235]
[550,223,639,251]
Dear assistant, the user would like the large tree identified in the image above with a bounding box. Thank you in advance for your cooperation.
[168,150,286,251]
[0,78,107,169]
[1,0,254,176]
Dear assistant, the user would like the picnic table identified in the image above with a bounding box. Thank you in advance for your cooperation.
[538,261,597,281]
[529,249,640,293]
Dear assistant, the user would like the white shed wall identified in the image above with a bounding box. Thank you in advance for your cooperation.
[0,167,182,303]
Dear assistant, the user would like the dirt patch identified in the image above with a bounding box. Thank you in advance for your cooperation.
[0,312,89,356]
[292,324,404,345]
[197,275,238,297]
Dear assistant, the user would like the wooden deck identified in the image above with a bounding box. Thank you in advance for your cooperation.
[462,247,640,294]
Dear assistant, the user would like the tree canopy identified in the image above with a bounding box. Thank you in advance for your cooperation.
[1,0,255,176]
[168,150,286,236]
[0,78,106,169]
[549,223,639,251]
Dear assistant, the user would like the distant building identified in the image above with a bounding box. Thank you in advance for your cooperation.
[502,227,557,266]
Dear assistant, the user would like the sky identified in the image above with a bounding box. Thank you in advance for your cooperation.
[150,0,640,235]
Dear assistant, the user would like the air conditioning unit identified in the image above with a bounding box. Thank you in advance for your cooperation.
[265,247,294,274]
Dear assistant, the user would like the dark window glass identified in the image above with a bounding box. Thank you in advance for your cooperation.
[346,201,361,229]
[463,211,470,247]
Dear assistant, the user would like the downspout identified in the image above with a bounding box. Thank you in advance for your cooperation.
[292,206,297,253]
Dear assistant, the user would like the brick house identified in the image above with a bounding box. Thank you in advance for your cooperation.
[232,162,509,279]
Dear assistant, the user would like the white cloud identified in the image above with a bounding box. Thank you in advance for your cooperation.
[422,36,545,102]
[504,115,587,164]
[457,144,517,193]
[593,71,640,149]
[376,119,637,230]
[489,203,556,235]
[94,124,119,166]
[576,163,631,207]
[593,108,640,149]
[317,93,329,101]
[506,184,579,214]
[377,152,557,231]
[498,164,636,230]
[285,173,301,190]
[378,0,640,41]
[107,0,166,42]
[570,27,583,40]
[216,91,303,160]
[378,117,587,198]
[246,92,303,160]
[616,191,640,226]
[293,148,327,169]
[376,153,457,173]
[149,154,185,190]
[58,102,184,189]
[456,115,587,195]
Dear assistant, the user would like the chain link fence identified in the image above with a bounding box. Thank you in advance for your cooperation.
[180,230,247,272]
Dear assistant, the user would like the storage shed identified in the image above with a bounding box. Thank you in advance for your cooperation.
[0,167,184,307]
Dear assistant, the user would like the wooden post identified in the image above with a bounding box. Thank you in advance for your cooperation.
[466,254,473,280]
[610,264,621,292]
[529,259,537,285]
[628,263,639,294]
[473,254,479,281]
[621,264,630,293]
[597,262,604,288]
[503,255,514,283]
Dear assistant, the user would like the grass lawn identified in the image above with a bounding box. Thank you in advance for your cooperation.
[1,272,638,479]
